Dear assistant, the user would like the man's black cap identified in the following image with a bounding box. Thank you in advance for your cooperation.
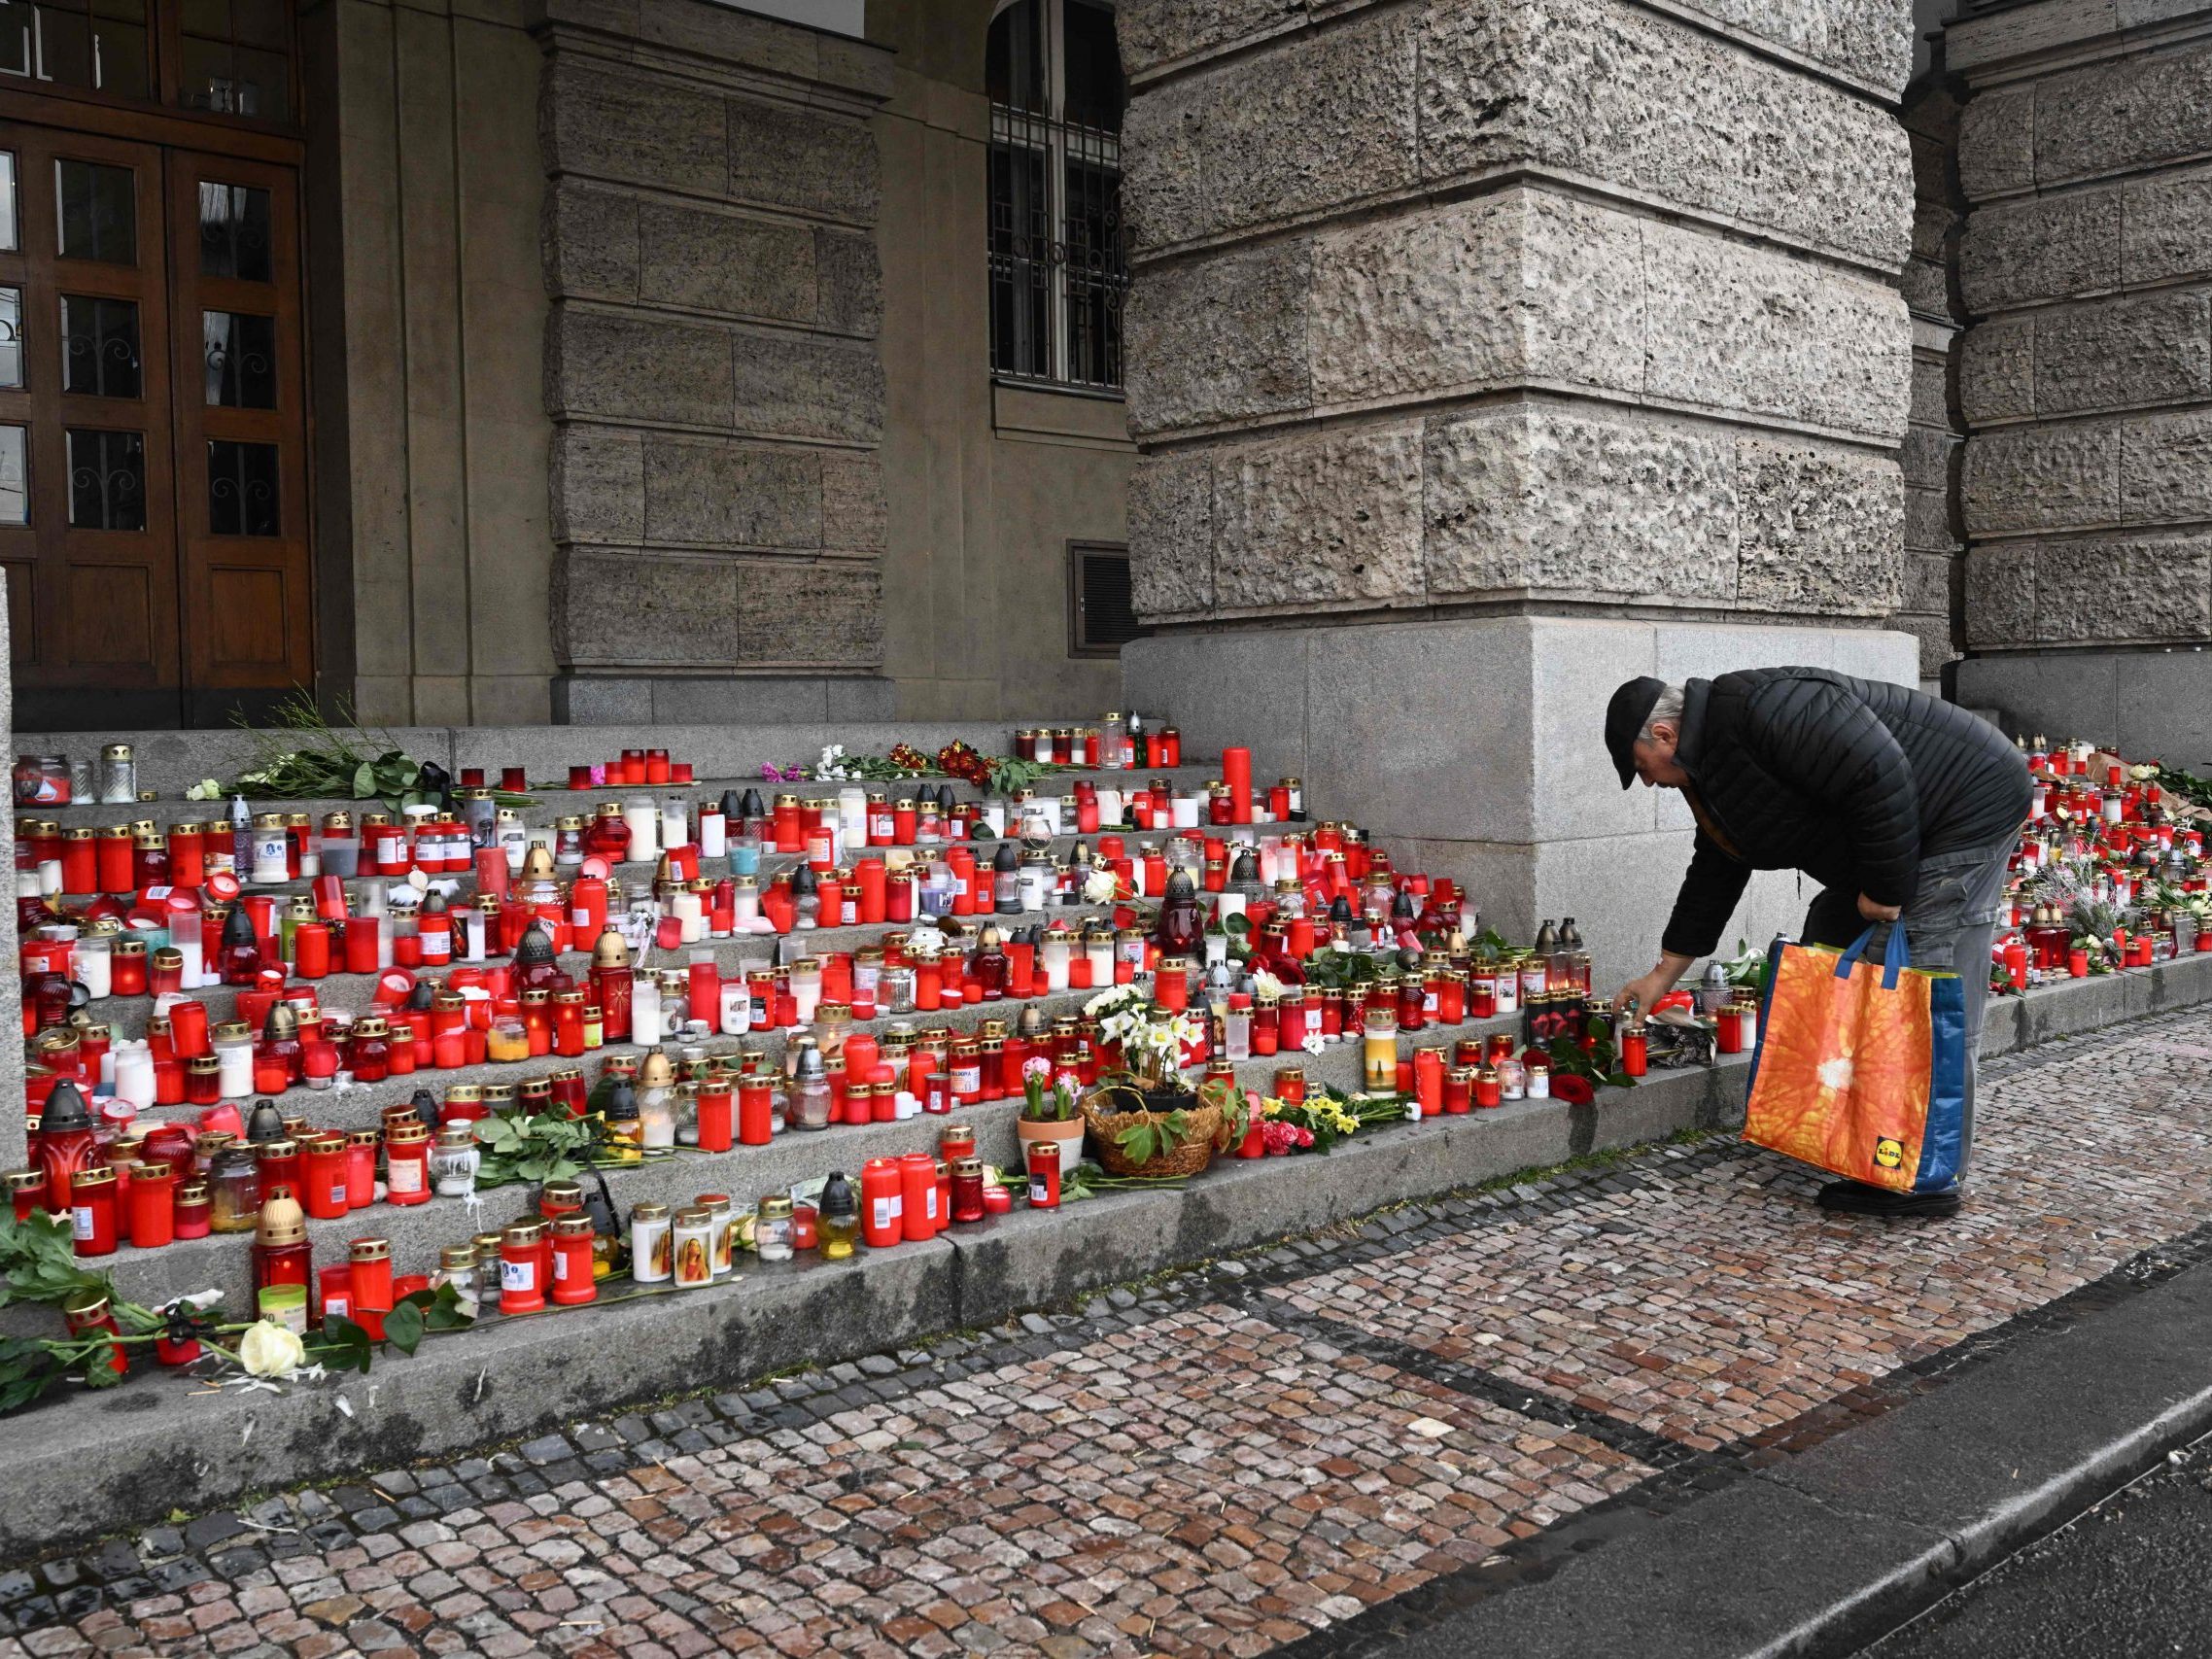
[1605,676,1667,789]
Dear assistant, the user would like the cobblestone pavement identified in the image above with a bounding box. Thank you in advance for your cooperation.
[7,1008,2212,1658]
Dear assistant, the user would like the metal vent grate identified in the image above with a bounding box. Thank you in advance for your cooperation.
[1070,540,1141,656]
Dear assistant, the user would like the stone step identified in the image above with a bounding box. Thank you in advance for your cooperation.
[24,763,1242,827]
[0,1052,1739,1559]
[81,1014,1555,1316]
[101,977,1120,1132]
[74,896,1226,1038]
[50,827,1224,911]
[16,720,1218,799]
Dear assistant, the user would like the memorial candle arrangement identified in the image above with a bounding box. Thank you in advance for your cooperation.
[3,716,1642,1404]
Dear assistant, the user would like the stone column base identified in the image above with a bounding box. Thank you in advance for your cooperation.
[553,674,895,726]
[1123,615,1919,985]
[1955,652,2212,764]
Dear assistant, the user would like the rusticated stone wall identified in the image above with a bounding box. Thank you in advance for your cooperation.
[1119,0,1916,630]
[1952,0,2212,748]
[1897,68,1968,690]
[1117,0,1925,984]
[533,0,895,723]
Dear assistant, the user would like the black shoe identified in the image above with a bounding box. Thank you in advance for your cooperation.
[1815,1180,1962,1218]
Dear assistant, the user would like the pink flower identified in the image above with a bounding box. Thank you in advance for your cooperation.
[1023,1056,1052,1079]
[1261,1121,1313,1155]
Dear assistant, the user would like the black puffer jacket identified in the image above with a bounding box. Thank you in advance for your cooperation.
[1661,669,2031,959]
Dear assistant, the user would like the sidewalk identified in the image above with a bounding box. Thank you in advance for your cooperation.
[9,1003,2212,1657]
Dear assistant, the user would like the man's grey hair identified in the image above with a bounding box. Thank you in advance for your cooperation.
[1639,683,1686,742]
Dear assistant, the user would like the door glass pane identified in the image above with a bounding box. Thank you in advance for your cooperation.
[60,294,140,397]
[0,8,25,76]
[65,428,143,530]
[0,288,21,388]
[198,181,270,280]
[207,438,276,535]
[202,309,273,407]
[56,158,135,263]
[0,424,26,525]
[0,154,16,250]
[89,17,146,97]
[38,7,91,88]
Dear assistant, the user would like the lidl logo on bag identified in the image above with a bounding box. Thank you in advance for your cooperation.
[1873,1137,1905,1170]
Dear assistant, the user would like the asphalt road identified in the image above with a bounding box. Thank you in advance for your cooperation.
[1859,1434,2212,1659]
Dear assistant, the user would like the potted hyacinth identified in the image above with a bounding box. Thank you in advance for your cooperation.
[1017,1055,1085,1176]
[1078,985,1236,1178]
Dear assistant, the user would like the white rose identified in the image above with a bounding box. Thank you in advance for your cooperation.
[1083,869,1119,904]
[237,1319,306,1377]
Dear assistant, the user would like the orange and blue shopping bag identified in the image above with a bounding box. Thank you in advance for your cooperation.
[1742,926,1967,1192]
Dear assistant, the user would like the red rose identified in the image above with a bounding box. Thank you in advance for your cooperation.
[1550,1074,1595,1105]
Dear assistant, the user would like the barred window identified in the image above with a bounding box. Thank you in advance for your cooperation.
[986,0,1126,391]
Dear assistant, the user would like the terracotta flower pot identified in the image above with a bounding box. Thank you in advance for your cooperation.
[1016,1115,1085,1176]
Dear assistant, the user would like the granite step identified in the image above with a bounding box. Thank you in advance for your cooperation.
[81,1013,1554,1317]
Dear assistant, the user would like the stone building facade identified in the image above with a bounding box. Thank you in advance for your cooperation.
[1950,0,2212,758]
[9,0,1133,728]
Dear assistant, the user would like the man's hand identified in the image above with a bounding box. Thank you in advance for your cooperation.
[1856,892,1903,923]
[1612,968,1678,1018]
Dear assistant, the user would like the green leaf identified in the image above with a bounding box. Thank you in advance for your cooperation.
[80,1343,123,1387]
[1223,915,1252,937]
[381,1302,425,1356]
[1585,1014,1612,1042]
[352,760,377,797]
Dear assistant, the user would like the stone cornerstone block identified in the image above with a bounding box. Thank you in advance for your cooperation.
[1128,187,1907,441]
[549,425,643,543]
[1303,189,1644,411]
[735,563,885,666]
[1963,545,2033,647]
[2125,163,2212,288]
[1127,453,1216,622]
[731,329,884,445]
[2032,38,2212,189]
[1962,422,2121,536]
[2032,289,2212,418]
[1418,0,1911,270]
[641,438,822,550]
[818,456,886,554]
[1123,237,1315,433]
[1121,6,1418,254]
[1211,422,1427,611]
[1639,218,1909,440]
[2030,536,2212,643]
[726,94,881,225]
[1959,189,2122,312]
[1960,316,2033,425]
[539,58,725,195]
[1116,0,1303,79]
[1956,82,2034,201]
[546,307,735,430]
[553,549,741,668]
[1733,437,1904,616]
[2121,406,2212,527]
[1120,0,1913,95]
[1423,404,1738,605]
[1647,0,1913,96]
[635,198,818,326]
[542,180,639,303]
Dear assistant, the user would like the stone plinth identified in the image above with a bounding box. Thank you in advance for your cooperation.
[1950,0,2212,746]
[533,0,894,720]
[1124,617,1920,986]
[1118,0,1919,978]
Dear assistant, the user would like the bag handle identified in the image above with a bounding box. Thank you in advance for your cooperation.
[1832,922,1911,989]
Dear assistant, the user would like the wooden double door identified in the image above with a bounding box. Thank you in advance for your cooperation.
[0,119,309,729]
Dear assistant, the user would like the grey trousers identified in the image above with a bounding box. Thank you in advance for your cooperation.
[1799,841,2013,1186]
